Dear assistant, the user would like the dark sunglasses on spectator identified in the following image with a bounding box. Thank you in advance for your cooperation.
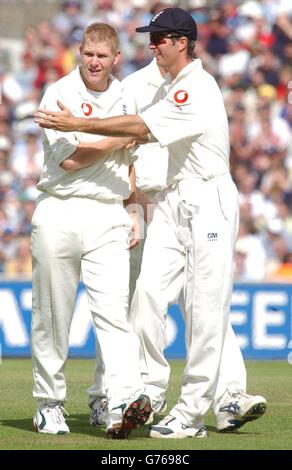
[149,32,182,45]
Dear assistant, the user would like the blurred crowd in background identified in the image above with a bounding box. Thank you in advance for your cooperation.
[0,0,291,281]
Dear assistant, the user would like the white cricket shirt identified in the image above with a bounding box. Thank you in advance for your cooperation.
[140,59,230,184]
[37,67,134,200]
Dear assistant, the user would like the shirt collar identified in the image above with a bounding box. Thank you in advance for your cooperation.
[171,59,202,86]
[70,67,122,111]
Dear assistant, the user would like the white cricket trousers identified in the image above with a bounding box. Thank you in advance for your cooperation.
[31,194,143,410]
[128,192,246,414]
[130,174,240,426]
[90,188,246,411]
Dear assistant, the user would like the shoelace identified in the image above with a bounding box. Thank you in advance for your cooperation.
[99,402,108,416]
[231,390,250,401]
[45,404,69,424]
[94,399,108,412]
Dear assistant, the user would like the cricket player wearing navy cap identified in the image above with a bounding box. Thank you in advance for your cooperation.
[35,8,267,438]
[88,58,266,434]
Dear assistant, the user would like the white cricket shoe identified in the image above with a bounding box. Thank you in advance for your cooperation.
[217,390,267,432]
[33,401,70,434]
[149,415,207,439]
[89,397,108,426]
[145,399,167,425]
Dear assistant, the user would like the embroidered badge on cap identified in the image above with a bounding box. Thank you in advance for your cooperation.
[81,103,93,116]
[151,10,164,23]
[174,90,188,104]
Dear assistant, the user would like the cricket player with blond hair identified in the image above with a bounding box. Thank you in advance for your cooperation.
[31,22,152,439]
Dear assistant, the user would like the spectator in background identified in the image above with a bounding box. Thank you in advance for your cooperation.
[11,126,43,179]
[234,238,249,281]
[52,0,87,39]
[274,198,292,236]
[0,65,23,106]
[22,26,43,65]
[0,251,5,273]
[125,43,151,75]
[261,217,292,274]
[206,8,229,58]
[218,35,250,82]
[235,217,267,280]
[17,196,37,236]
[272,2,292,62]
[0,104,11,136]
[266,252,292,281]
[256,49,280,87]
[15,51,39,103]
[247,98,290,173]
[229,105,251,170]
[236,164,276,226]
[0,136,12,170]
[90,0,124,31]
[4,235,32,278]
[63,27,83,73]
[0,227,18,264]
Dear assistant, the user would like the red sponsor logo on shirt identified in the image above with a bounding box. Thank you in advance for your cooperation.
[81,103,93,116]
[173,90,188,104]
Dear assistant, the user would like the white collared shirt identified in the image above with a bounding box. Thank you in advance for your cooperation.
[140,60,230,185]
[37,67,134,200]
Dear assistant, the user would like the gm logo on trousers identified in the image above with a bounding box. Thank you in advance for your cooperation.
[207,232,218,240]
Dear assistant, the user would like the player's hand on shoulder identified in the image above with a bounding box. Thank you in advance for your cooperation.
[34,100,77,132]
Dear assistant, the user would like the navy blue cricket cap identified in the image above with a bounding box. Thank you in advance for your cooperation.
[136,7,197,41]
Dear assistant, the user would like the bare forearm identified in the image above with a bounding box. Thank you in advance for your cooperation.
[35,103,149,140]
[61,136,134,171]
[75,114,148,139]
[124,164,137,210]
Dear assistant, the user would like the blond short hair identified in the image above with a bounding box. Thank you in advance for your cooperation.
[81,23,120,54]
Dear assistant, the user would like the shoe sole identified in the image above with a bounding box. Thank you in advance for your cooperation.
[218,401,267,433]
[106,395,152,440]
[33,419,69,435]
[149,426,208,439]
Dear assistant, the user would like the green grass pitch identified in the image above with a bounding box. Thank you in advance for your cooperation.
[0,359,291,450]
